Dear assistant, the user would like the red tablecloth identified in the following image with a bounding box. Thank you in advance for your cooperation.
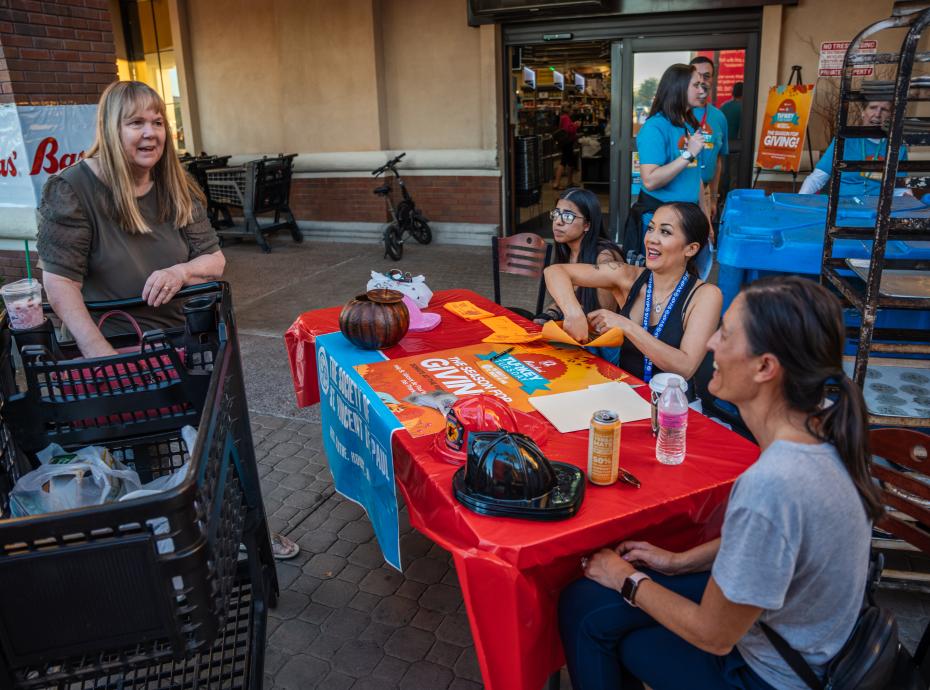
[285,289,759,690]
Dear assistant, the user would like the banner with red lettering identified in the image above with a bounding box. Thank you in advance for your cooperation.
[754,84,815,172]
[0,104,96,211]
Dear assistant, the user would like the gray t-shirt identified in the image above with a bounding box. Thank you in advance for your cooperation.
[712,440,871,689]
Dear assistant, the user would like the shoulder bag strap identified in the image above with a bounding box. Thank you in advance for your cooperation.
[758,621,824,690]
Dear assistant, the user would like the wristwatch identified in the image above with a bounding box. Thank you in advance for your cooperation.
[621,571,651,607]
[680,150,695,162]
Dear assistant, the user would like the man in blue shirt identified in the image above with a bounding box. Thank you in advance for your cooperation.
[800,100,908,196]
[690,56,729,221]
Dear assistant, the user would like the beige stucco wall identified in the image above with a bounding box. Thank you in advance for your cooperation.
[185,0,384,154]
[183,0,490,156]
[379,0,485,150]
[775,0,899,152]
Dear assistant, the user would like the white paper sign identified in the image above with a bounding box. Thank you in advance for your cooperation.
[819,40,876,77]
[0,104,97,208]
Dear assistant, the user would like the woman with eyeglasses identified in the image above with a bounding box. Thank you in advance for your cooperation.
[559,276,881,690]
[622,64,707,264]
[545,201,720,396]
[535,188,623,327]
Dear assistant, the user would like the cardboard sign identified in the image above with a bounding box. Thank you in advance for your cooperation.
[819,40,876,77]
[354,342,622,438]
[754,84,816,172]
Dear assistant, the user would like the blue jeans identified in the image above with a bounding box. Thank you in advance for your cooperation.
[559,570,776,690]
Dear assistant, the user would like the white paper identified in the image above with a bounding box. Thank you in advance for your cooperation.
[529,381,652,433]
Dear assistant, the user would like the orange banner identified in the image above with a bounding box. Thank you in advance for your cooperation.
[754,84,815,172]
[354,342,625,438]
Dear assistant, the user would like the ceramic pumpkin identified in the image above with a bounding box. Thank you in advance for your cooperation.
[339,289,410,350]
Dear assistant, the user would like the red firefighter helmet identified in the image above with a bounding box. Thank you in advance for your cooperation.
[434,394,548,465]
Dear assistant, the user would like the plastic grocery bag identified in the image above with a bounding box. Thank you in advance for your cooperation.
[367,270,433,308]
[10,444,142,517]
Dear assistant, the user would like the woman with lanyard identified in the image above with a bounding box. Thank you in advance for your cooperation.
[545,201,720,397]
[622,64,707,260]
[800,100,908,196]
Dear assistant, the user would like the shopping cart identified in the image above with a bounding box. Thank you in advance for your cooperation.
[182,154,235,231]
[0,282,277,689]
[205,154,302,253]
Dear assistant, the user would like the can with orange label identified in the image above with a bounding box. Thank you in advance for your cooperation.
[588,409,621,485]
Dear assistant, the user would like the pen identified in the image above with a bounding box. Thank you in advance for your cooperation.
[490,347,515,362]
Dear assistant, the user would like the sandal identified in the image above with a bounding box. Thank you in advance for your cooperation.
[271,532,300,560]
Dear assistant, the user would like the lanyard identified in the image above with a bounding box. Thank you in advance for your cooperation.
[859,138,885,180]
[641,271,691,383]
[685,110,708,170]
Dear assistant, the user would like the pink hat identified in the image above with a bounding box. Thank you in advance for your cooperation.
[402,295,441,332]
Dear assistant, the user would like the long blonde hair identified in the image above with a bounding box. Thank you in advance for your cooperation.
[86,81,205,234]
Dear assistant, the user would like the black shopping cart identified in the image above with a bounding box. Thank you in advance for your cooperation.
[182,154,235,231]
[205,154,302,253]
[0,282,277,690]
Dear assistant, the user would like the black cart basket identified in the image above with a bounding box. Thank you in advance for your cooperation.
[0,282,277,690]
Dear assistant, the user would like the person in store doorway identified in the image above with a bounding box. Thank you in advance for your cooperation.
[799,99,909,196]
[689,56,729,281]
[36,80,300,561]
[622,64,705,263]
[690,56,730,224]
[552,104,580,190]
[719,82,743,202]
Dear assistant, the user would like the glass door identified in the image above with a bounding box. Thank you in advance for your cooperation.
[610,34,759,240]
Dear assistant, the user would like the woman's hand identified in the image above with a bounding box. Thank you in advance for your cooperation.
[616,541,682,575]
[142,265,187,307]
[587,309,628,335]
[686,131,705,157]
[563,310,590,343]
[582,548,635,591]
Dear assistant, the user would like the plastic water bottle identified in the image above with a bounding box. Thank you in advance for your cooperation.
[656,375,688,465]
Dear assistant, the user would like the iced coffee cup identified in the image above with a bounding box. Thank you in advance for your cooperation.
[1,278,45,330]
[648,373,688,435]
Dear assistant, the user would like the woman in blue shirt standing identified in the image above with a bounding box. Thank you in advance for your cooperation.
[623,64,707,258]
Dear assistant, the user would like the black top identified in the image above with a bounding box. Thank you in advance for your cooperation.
[618,269,707,398]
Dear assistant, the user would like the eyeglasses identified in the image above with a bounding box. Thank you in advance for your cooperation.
[549,208,586,224]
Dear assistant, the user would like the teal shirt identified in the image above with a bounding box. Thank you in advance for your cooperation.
[636,112,702,203]
[720,98,742,140]
[815,137,908,196]
[692,105,729,184]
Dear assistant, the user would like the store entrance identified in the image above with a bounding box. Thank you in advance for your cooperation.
[504,27,758,244]
[508,41,612,239]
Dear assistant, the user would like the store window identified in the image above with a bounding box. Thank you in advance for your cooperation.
[115,0,186,152]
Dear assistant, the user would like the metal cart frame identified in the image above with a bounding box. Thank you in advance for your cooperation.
[0,282,277,689]
[205,155,303,253]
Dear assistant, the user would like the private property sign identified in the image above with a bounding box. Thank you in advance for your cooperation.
[819,40,877,77]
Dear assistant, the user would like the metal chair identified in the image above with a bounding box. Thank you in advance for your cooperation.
[491,233,552,321]
[869,428,930,675]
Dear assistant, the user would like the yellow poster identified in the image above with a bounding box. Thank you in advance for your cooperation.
[354,342,627,437]
[754,84,815,172]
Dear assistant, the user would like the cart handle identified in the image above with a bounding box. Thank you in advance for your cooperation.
[42,282,226,314]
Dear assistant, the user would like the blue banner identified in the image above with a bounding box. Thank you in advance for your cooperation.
[315,332,403,570]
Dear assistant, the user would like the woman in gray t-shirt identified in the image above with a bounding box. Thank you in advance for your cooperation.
[560,276,884,690]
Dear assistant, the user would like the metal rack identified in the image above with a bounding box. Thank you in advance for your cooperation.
[205,154,303,253]
[820,4,930,428]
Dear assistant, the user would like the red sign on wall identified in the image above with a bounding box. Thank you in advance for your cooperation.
[696,50,746,107]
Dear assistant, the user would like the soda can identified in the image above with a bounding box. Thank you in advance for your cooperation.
[588,409,621,486]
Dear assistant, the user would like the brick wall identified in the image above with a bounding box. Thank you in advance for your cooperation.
[0,250,40,286]
[289,175,502,225]
[0,0,117,105]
